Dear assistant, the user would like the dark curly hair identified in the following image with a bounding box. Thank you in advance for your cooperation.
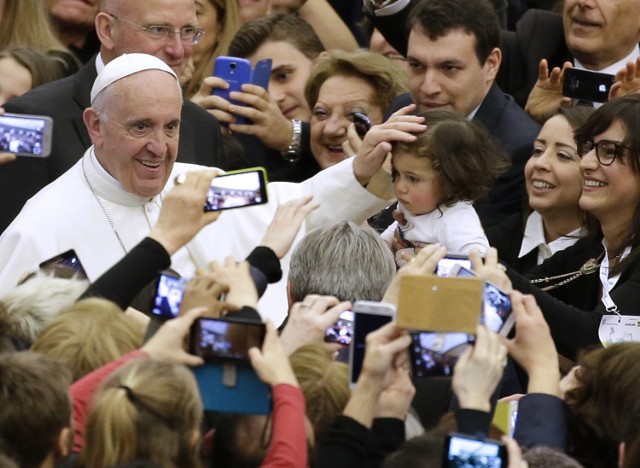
[393,110,510,207]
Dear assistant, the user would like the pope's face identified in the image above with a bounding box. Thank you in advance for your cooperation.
[91,70,182,198]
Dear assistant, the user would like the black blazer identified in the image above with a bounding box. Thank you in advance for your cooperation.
[385,84,539,227]
[0,58,226,234]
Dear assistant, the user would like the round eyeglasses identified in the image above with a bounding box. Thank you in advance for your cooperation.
[107,13,204,45]
[576,136,631,166]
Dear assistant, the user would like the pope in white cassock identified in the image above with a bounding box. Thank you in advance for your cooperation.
[0,54,413,323]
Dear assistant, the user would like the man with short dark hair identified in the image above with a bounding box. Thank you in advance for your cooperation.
[0,352,73,468]
[0,0,225,233]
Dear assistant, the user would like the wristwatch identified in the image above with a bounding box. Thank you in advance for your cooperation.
[281,119,302,163]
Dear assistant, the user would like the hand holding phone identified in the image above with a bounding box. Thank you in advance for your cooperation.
[204,167,268,212]
[563,68,615,103]
[190,317,266,362]
[0,113,53,157]
[443,433,508,467]
[150,271,187,319]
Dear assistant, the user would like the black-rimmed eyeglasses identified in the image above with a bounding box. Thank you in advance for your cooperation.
[106,13,204,45]
[576,137,631,166]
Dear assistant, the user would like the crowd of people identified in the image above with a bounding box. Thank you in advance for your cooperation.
[2,0,640,467]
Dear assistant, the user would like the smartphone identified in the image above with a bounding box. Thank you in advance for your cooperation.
[252,58,273,90]
[190,317,266,362]
[450,265,515,336]
[0,113,53,157]
[409,331,474,378]
[348,301,396,386]
[436,255,472,277]
[204,167,268,212]
[353,112,371,139]
[443,433,508,467]
[324,310,354,345]
[563,68,615,103]
[150,271,187,319]
[38,249,87,279]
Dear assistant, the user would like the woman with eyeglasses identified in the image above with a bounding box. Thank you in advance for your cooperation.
[497,94,640,361]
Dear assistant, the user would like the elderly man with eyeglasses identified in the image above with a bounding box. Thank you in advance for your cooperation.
[0,0,227,234]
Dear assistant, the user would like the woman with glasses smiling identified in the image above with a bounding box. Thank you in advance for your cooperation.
[494,94,640,361]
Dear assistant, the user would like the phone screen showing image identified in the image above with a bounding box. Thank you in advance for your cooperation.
[191,318,266,362]
[151,273,187,319]
[0,113,53,157]
[409,332,474,378]
[445,433,507,467]
[204,169,268,212]
[324,310,354,345]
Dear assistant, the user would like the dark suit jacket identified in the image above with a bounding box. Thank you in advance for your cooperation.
[386,84,539,227]
[0,58,226,234]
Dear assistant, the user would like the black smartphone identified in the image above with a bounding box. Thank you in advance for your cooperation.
[450,265,514,336]
[190,317,266,362]
[409,331,474,378]
[0,113,53,157]
[348,301,396,386]
[443,433,508,467]
[38,249,87,279]
[353,112,371,139]
[436,255,472,277]
[150,271,187,319]
[563,68,615,103]
[324,310,354,345]
[204,167,268,212]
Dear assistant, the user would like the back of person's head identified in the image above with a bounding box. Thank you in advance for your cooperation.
[0,351,73,468]
[288,221,396,303]
[0,46,67,89]
[289,344,349,448]
[210,413,270,468]
[0,271,89,348]
[557,106,594,132]
[305,48,408,117]
[381,431,446,468]
[81,358,203,468]
[228,13,324,61]
[408,0,499,65]
[32,298,144,380]
[523,446,585,468]
[394,110,510,206]
[565,343,640,467]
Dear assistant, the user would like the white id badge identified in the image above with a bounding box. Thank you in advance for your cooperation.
[599,315,640,347]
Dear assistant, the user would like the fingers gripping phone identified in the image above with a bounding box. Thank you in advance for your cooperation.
[0,113,53,157]
[204,167,269,212]
[562,68,615,103]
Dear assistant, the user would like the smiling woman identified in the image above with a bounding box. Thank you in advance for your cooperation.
[305,49,408,169]
[504,95,640,360]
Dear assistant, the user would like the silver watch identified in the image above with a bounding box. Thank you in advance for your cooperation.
[281,119,302,162]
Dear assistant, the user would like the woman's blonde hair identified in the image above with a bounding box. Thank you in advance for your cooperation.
[0,0,68,52]
[81,358,203,468]
[32,298,144,380]
[184,0,241,98]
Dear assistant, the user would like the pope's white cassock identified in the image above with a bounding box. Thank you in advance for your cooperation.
[0,147,390,323]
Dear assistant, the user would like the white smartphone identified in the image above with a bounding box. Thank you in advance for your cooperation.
[0,113,53,157]
[449,264,515,336]
[348,301,396,387]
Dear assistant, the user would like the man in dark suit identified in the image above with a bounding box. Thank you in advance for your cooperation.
[384,0,539,227]
[0,0,226,234]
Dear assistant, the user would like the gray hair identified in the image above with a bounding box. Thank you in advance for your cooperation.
[288,221,395,303]
[0,271,89,346]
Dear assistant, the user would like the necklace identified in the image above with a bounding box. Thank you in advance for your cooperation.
[82,157,129,254]
[531,252,605,291]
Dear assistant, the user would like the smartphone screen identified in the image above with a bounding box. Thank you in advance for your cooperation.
[452,265,514,335]
[0,113,53,157]
[190,318,266,362]
[324,310,354,345]
[150,272,187,319]
[444,433,507,467]
[39,249,87,279]
[409,332,474,378]
[204,168,268,212]
[349,303,395,385]
[562,68,615,103]
[436,256,472,277]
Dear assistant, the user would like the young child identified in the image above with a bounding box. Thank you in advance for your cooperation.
[381,110,509,261]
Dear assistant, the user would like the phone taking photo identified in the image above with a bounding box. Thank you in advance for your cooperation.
[150,271,187,319]
[409,331,474,378]
[0,113,53,157]
[324,310,354,345]
[190,317,266,363]
[443,433,508,467]
[353,112,371,139]
[348,301,396,386]
[562,68,615,103]
[39,249,87,279]
[204,167,268,212]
